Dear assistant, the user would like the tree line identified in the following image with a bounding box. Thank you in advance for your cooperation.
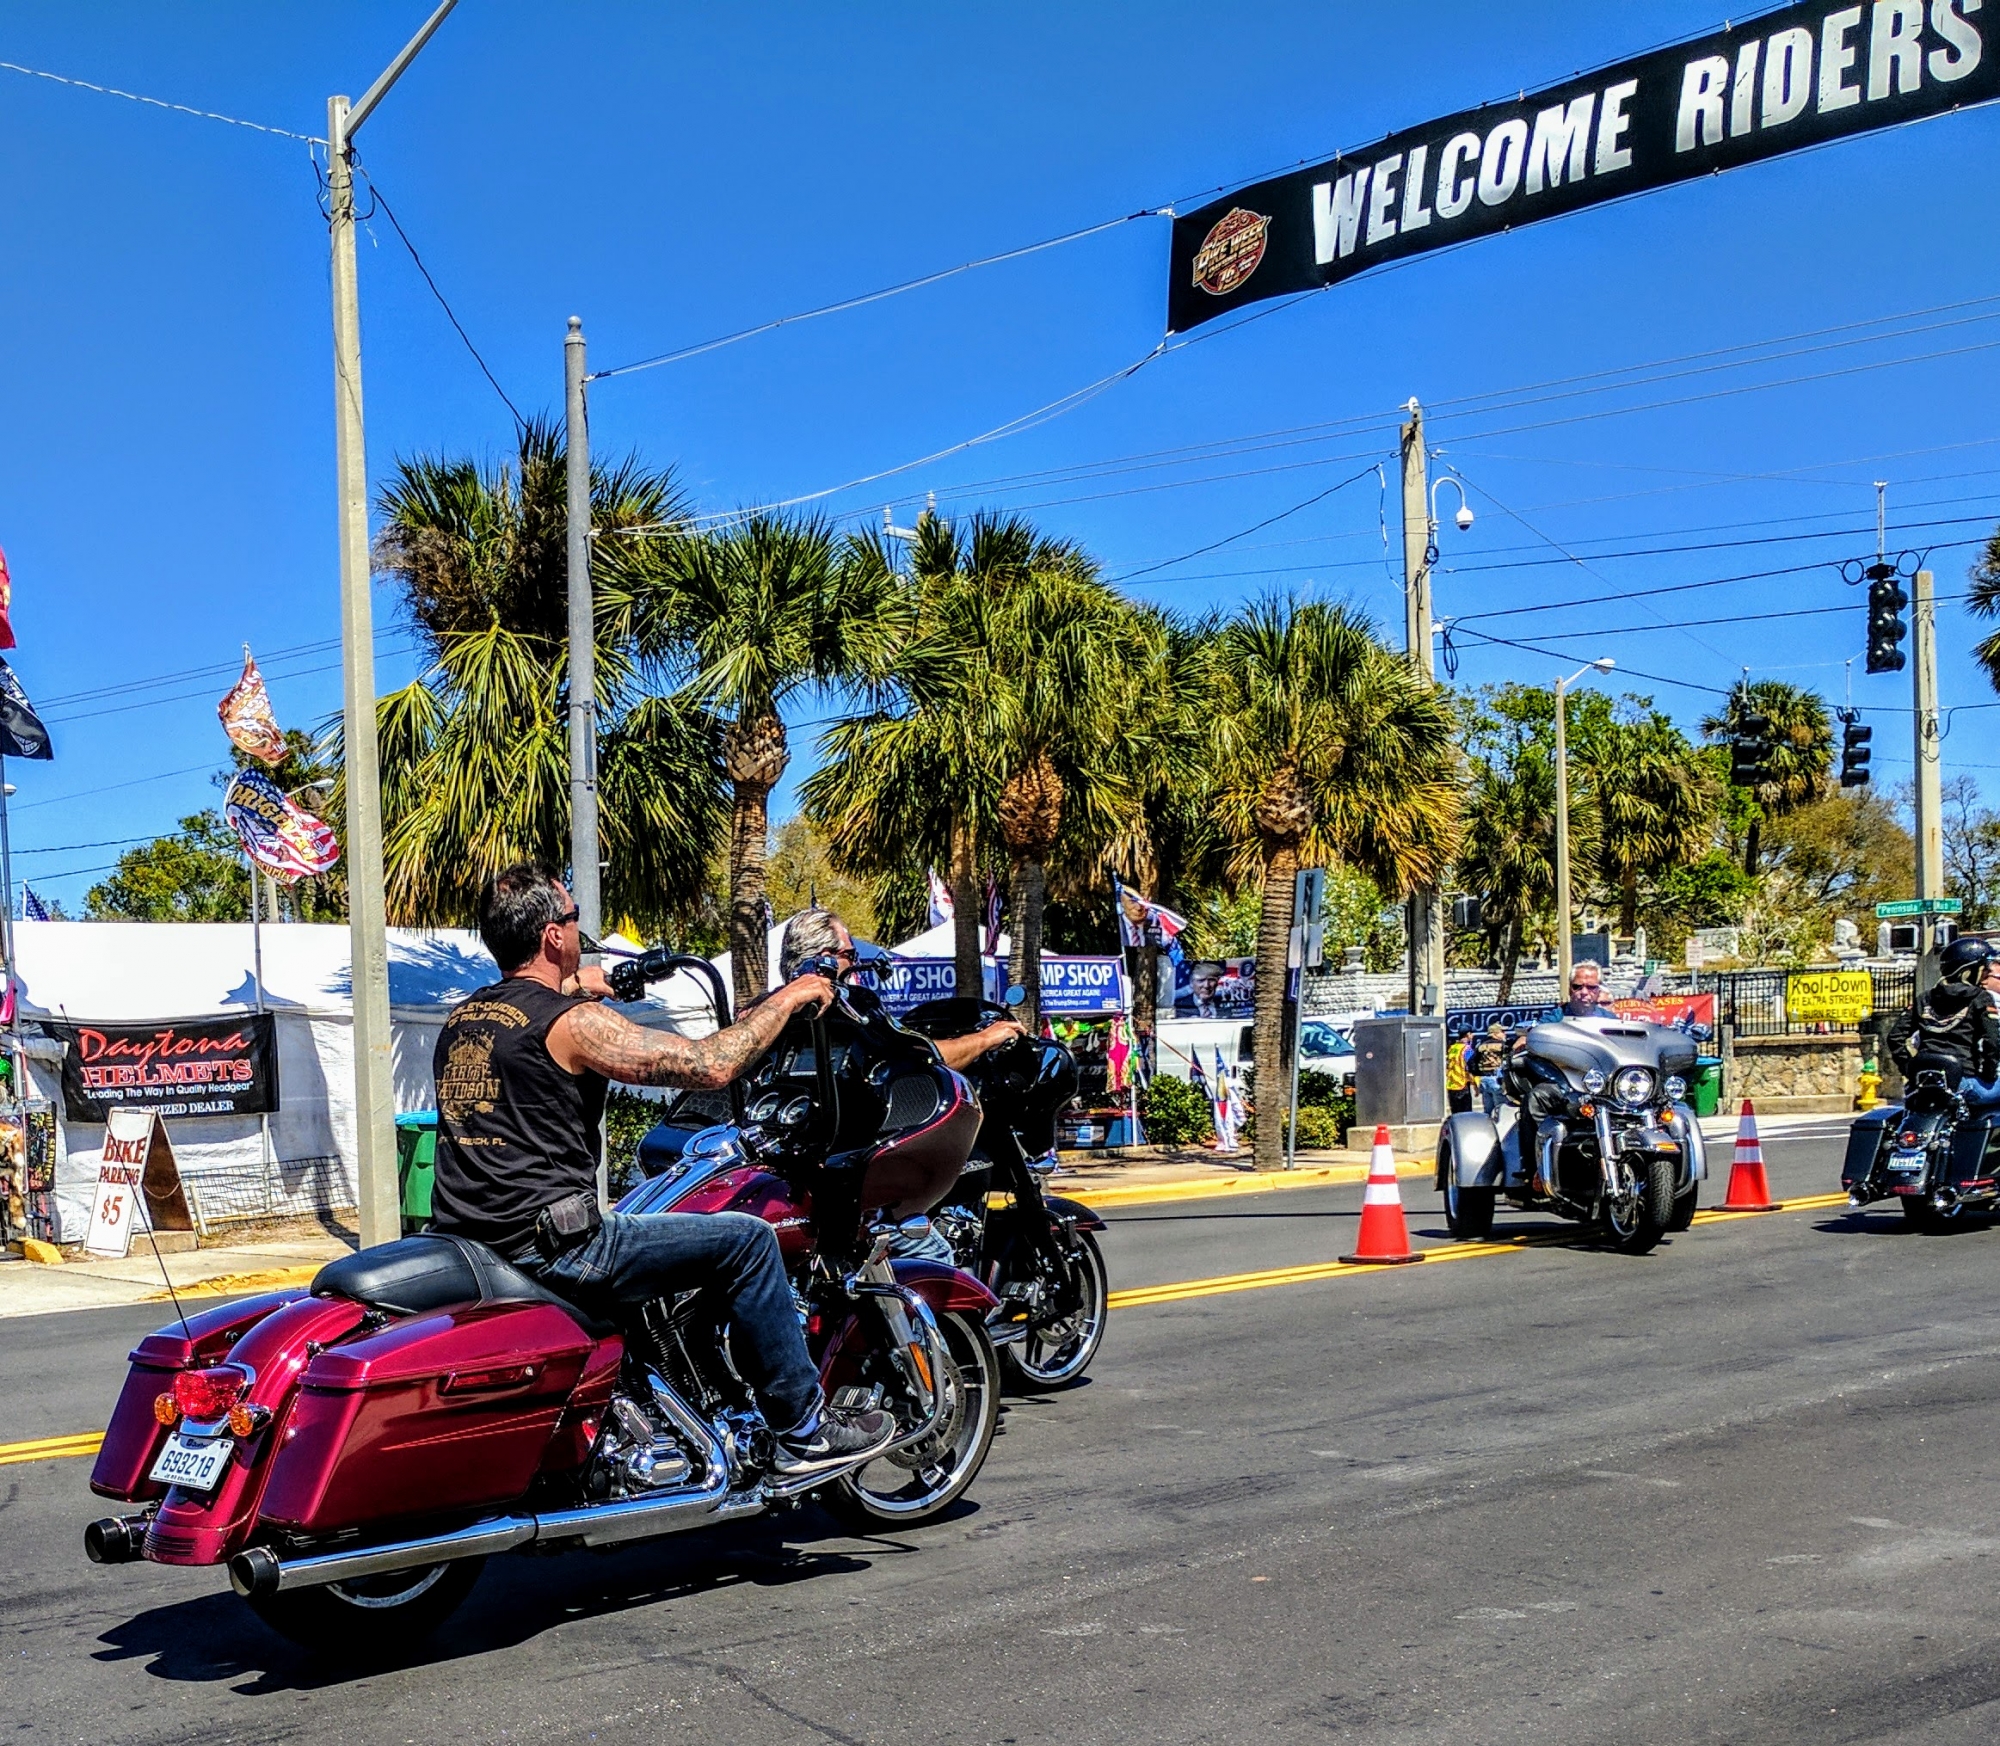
[79,423,2000,1169]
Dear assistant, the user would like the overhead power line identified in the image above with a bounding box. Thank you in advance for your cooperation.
[0,58,318,141]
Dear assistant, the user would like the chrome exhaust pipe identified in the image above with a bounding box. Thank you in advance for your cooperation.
[230,1386,750,1596]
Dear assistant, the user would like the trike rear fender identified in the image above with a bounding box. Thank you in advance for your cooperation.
[1440,1112,1504,1190]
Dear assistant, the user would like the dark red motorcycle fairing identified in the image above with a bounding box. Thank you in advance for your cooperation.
[91,1290,311,1501]
[655,1165,815,1261]
[136,1295,371,1566]
[258,1301,602,1535]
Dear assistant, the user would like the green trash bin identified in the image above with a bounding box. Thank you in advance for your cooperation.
[396,1110,438,1231]
[1688,1058,1722,1118]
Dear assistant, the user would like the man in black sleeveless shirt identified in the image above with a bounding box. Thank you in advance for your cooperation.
[431,864,891,1475]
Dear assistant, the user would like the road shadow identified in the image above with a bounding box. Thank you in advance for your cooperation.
[91,1500,971,1692]
[1812,1207,2000,1238]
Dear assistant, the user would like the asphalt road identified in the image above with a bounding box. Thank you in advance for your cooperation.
[10,1119,2000,1745]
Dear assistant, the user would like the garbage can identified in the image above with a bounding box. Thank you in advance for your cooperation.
[1689,1058,1723,1118]
[396,1111,438,1231]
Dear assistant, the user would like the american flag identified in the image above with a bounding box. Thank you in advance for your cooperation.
[21,886,48,921]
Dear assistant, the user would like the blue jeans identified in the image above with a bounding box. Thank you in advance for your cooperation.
[1478,1074,1506,1119]
[522,1211,821,1434]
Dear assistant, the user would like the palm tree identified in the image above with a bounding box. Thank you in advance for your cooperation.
[1970,529,2000,690]
[643,514,909,1005]
[1458,746,1563,1001]
[1701,680,1833,875]
[1207,598,1461,1170]
[806,513,1146,1029]
[1577,711,1718,938]
[358,420,725,931]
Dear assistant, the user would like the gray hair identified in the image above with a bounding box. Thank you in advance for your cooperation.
[779,907,845,978]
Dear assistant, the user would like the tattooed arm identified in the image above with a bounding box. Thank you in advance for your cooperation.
[548,975,835,1087]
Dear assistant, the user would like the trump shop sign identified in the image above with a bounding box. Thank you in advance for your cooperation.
[994,956,1129,1016]
[1169,2,1998,331]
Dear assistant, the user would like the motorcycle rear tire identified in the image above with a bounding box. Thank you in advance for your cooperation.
[1442,1172,1496,1242]
[1002,1230,1108,1390]
[1901,1195,1947,1232]
[247,1554,485,1652]
[830,1311,1000,1531]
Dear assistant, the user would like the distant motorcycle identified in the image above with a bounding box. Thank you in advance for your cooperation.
[899,993,1110,1389]
[1842,1066,2000,1229]
[1436,1014,1708,1254]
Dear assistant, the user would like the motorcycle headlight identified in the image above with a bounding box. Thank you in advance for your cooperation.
[1582,1069,1606,1093]
[1662,1074,1686,1102]
[1612,1065,1655,1106]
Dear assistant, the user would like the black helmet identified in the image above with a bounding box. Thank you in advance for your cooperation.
[1939,935,1994,985]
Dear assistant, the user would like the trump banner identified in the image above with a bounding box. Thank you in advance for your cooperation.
[1169,2,1998,331]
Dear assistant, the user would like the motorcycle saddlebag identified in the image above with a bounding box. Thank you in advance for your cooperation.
[1841,1110,1896,1196]
[256,1301,600,1534]
[1948,1111,2000,1190]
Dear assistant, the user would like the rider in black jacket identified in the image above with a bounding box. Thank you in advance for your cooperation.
[1886,936,2000,1093]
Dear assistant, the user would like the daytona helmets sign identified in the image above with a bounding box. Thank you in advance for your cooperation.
[1167,1,1999,331]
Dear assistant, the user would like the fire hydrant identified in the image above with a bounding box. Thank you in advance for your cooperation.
[1857,1067,1881,1112]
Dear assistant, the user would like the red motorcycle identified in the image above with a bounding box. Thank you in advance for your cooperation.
[83,955,1002,1649]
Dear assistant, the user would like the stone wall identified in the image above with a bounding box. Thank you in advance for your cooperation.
[1726,1033,1860,1111]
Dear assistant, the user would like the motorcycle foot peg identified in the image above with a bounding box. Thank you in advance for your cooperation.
[83,1514,150,1565]
[830,1384,884,1414]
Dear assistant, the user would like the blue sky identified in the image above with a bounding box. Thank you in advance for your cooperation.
[2,1,1997,909]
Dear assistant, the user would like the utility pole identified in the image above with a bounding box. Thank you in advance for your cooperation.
[327,0,461,1252]
[1912,567,1944,996]
[1553,658,1614,997]
[565,318,599,945]
[1399,399,1443,1017]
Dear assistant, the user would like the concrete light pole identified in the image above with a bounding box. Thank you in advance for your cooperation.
[1911,568,1944,996]
[1553,658,1614,997]
[565,318,599,945]
[327,0,461,1250]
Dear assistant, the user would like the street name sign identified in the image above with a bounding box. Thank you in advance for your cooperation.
[1876,898,1963,917]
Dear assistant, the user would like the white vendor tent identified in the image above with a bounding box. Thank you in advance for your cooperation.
[12,921,500,1241]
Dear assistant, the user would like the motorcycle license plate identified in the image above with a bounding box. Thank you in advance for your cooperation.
[149,1432,231,1493]
[1889,1148,1926,1175]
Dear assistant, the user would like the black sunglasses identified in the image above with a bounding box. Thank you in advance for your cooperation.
[550,905,581,928]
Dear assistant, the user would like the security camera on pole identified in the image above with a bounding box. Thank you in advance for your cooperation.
[326,0,461,1250]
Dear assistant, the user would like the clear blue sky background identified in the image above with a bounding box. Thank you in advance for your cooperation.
[3,1,1997,910]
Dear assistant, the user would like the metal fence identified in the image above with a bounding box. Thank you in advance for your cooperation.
[1692,967,1914,1037]
[180,1155,354,1233]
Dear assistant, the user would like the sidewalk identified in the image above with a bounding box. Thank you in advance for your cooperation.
[0,1234,349,1321]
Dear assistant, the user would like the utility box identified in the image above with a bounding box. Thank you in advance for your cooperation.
[1352,1017,1447,1128]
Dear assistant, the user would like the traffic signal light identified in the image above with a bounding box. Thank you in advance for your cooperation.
[1865,562,1908,673]
[1839,713,1872,788]
[1729,712,1773,788]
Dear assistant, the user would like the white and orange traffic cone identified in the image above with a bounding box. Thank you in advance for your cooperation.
[1720,1098,1780,1211]
[1341,1125,1421,1265]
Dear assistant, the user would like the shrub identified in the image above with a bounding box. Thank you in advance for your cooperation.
[1296,1069,1346,1110]
[1141,1074,1215,1146]
[606,1088,666,1195]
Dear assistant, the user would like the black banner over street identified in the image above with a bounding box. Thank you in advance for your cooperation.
[47,1013,280,1123]
[1168,1,1998,332]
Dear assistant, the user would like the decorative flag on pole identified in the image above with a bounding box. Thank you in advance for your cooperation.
[1105,1015,1132,1093]
[217,648,289,765]
[22,887,48,922]
[1113,875,1189,949]
[1210,1046,1240,1153]
[0,543,15,650]
[983,877,1003,956]
[225,769,340,880]
[926,867,955,928]
[0,660,51,760]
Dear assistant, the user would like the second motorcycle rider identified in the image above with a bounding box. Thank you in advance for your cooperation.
[428,863,894,1475]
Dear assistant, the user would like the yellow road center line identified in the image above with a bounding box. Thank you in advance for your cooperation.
[0,1432,104,1466]
[2,1192,1874,1462]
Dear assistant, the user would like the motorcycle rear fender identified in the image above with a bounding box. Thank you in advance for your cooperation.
[1041,1193,1107,1233]
[889,1258,1002,1315]
[132,1294,371,1566]
[1440,1111,1504,1190]
[90,1289,312,1502]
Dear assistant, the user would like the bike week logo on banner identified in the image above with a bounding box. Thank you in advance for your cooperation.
[46,1014,279,1122]
[225,768,340,880]
[1167,1,1997,331]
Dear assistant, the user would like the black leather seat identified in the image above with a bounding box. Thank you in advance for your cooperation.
[312,1233,617,1337]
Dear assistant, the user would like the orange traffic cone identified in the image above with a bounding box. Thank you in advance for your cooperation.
[1341,1125,1421,1265]
[1720,1098,1780,1211]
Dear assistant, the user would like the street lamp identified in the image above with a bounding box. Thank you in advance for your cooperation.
[1554,657,1615,998]
[327,0,461,1250]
